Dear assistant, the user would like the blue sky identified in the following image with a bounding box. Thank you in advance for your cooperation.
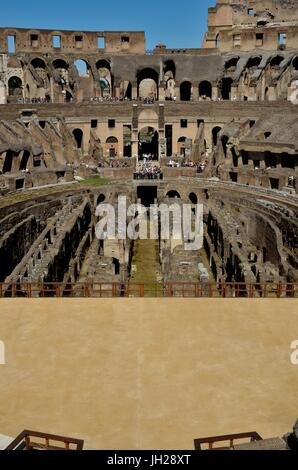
[0,0,215,50]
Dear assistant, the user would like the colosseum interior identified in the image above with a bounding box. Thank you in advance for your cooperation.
[0,0,298,452]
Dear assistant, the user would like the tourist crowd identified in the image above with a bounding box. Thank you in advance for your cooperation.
[134,162,162,180]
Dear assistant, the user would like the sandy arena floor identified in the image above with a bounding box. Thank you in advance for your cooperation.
[0,299,297,449]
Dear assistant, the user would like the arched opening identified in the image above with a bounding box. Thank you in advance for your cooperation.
[177,136,187,157]
[221,77,233,100]
[97,194,106,204]
[73,129,83,149]
[137,68,159,100]
[212,127,222,146]
[19,150,30,171]
[112,258,120,275]
[292,57,298,71]
[8,76,22,97]
[166,190,181,199]
[138,127,159,160]
[225,57,239,72]
[25,84,30,101]
[164,60,176,79]
[119,80,132,100]
[31,58,46,69]
[106,136,119,158]
[3,150,14,173]
[215,33,219,49]
[65,90,73,102]
[164,60,176,100]
[74,59,90,77]
[97,60,113,98]
[264,87,269,100]
[199,81,212,99]
[270,55,284,68]
[53,59,69,70]
[180,81,192,101]
[221,135,229,158]
[53,59,69,93]
[246,56,262,69]
[189,192,198,204]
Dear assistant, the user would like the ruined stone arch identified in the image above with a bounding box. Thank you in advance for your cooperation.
[53,58,69,70]
[246,56,262,69]
[137,68,159,100]
[270,55,284,68]
[292,56,298,70]
[74,59,90,77]
[96,59,113,97]
[225,57,239,71]
[31,57,47,69]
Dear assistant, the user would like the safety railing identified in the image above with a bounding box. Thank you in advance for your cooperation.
[0,282,297,298]
[5,430,84,451]
[194,432,263,450]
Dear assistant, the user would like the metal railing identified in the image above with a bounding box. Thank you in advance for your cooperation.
[0,282,297,298]
[5,430,84,451]
[194,432,262,450]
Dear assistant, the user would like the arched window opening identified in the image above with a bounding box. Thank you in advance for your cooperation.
[180,81,192,101]
[19,151,30,171]
[166,190,181,199]
[3,150,15,173]
[138,127,159,160]
[137,68,159,100]
[189,193,198,204]
[73,129,83,149]
[212,127,222,146]
[112,258,120,275]
[8,76,22,97]
[270,55,284,68]
[225,57,239,71]
[246,56,262,69]
[199,81,212,99]
[292,56,298,71]
[221,135,229,158]
[74,59,90,77]
[221,77,233,100]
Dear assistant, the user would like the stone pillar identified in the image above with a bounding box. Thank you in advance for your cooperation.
[0,80,6,104]
[132,83,138,100]
[212,86,219,101]
[131,130,139,159]
[159,84,165,101]
[192,85,199,102]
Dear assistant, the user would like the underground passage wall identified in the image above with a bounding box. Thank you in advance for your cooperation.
[0,298,297,449]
